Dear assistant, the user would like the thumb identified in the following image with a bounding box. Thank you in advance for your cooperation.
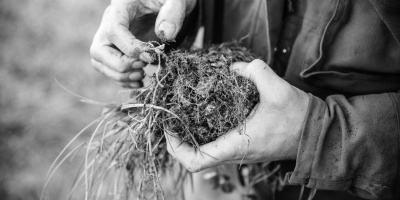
[232,59,296,105]
[155,0,187,41]
[231,59,276,95]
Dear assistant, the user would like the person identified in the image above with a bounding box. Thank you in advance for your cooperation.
[90,0,400,199]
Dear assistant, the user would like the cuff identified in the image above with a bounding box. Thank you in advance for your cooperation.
[390,92,400,199]
[287,94,326,185]
[287,93,397,199]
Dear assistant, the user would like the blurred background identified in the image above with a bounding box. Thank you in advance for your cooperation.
[0,0,124,199]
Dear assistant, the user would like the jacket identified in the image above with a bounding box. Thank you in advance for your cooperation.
[198,0,400,199]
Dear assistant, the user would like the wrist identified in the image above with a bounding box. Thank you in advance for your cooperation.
[274,88,310,160]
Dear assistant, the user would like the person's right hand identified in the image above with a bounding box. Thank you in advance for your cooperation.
[90,0,196,88]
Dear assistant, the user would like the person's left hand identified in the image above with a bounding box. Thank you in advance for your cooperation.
[165,59,311,172]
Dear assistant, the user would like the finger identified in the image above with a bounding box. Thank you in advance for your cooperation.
[231,59,275,83]
[231,59,277,96]
[155,0,186,41]
[91,7,146,72]
[139,52,153,63]
[165,132,208,172]
[90,45,139,73]
[132,60,146,69]
[128,69,145,81]
[231,59,295,106]
[91,59,131,82]
[119,81,144,88]
[107,5,148,57]
[165,130,189,157]
[165,130,240,172]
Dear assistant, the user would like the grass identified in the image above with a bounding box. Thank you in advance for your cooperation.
[43,42,287,200]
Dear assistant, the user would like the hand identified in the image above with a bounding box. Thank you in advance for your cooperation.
[90,0,196,88]
[165,59,311,172]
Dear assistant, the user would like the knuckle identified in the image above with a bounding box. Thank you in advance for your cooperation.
[112,57,130,73]
[114,64,126,73]
[184,157,202,173]
[91,62,105,76]
[90,59,100,69]
[248,59,272,79]
[113,74,125,82]
[106,27,115,40]
[185,163,201,173]
[186,167,197,173]
[89,45,98,58]
[249,59,266,69]
[120,55,134,67]
[105,22,117,40]
[250,59,264,65]
[127,46,142,58]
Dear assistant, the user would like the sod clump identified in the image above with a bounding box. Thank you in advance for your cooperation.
[44,42,284,200]
[140,42,259,145]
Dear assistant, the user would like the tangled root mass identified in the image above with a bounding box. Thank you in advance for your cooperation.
[60,43,265,200]
[142,42,259,145]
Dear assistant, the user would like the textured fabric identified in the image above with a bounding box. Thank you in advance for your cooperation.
[285,0,400,97]
[199,0,400,199]
[282,0,400,199]
[288,93,400,199]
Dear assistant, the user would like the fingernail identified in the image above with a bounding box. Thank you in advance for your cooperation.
[132,61,145,69]
[158,21,176,40]
[130,81,143,88]
[129,73,138,81]
[140,52,152,63]
[130,70,146,80]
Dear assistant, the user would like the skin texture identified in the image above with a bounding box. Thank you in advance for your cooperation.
[165,59,311,172]
[90,0,196,88]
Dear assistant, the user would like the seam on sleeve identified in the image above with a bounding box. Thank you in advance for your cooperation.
[289,94,326,185]
[309,111,324,181]
[300,94,321,183]
[305,175,390,199]
[389,93,400,199]
[305,94,322,181]
[295,93,317,183]
[307,175,389,187]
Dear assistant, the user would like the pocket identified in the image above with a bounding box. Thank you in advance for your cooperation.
[299,0,349,79]
[296,0,400,95]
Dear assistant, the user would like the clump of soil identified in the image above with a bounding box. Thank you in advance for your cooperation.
[113,42,260,198]
[138,42,259,145]
[48,42,281,200]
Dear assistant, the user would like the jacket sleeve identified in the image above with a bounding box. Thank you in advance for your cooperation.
[287,91,400,200]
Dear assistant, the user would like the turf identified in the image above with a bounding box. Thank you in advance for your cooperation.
[46,42,281,200]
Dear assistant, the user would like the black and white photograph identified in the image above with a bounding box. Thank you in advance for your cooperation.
[1,0,399,200]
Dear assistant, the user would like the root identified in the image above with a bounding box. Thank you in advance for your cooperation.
[47,42,283,200]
